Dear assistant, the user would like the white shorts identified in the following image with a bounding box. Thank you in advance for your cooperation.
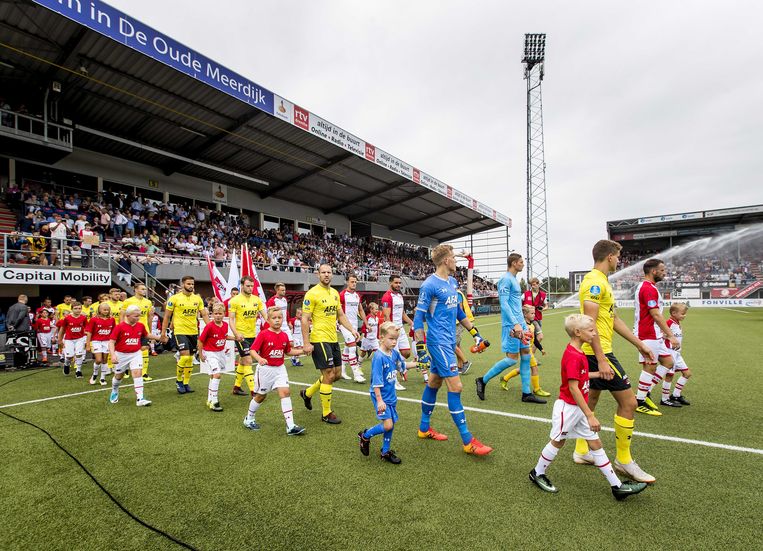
[114,350,143,374]
[91,340,110,354]
[64,337,86,357]
[203,350,228,375]
[37,332,52,349]
[49,329,58,343]
[339,326,358,345]
[292,332,304,348]
[639,338,672,364]
[395,330,410,352]
[254,364,289,395]
[669,350,688,372]
[360,337,378,352]
[549,399,597,441]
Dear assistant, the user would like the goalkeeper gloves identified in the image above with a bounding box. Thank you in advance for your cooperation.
[468,326,490,353]
[415,341,431,367]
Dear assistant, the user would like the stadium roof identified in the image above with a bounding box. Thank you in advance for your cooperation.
[607,204,763,241]
[0,0,511,242]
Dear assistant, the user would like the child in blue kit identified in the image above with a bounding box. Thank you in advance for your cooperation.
[358,321,421,464]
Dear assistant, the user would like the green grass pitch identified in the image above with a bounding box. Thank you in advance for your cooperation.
[2,308,761,550]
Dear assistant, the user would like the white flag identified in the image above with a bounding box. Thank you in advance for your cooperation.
[223,248,239,300]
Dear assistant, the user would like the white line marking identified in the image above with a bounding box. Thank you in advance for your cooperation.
[0,374,188,409]
[721,308,751,314]
[285,381,763,455]
[3,373,761,455]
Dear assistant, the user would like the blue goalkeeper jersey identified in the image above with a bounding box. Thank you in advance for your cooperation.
[414,274,464,346]
[498,271,526,329]
[370,348,405,405]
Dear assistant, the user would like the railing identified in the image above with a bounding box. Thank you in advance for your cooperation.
[0,108,72,148]
[2,233,111,269]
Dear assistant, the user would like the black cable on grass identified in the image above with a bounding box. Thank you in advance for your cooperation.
[0,369,199,551]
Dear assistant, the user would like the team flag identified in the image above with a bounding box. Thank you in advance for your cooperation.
[241,243,267,304]
[206,252,227,301]
[223,248,239,301]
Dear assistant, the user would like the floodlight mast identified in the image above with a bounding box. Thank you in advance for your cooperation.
[523,33,549,286]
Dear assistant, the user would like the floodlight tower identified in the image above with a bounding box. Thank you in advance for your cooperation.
[523,33,549,285]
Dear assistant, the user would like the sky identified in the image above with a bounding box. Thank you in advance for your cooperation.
[107,0,763,275]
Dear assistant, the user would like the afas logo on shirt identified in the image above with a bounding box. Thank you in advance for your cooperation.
[269,349,284,358]
[385,369,397,383]
[125,338,140,345]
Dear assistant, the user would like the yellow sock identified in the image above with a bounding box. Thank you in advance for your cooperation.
[107,356,113,370]
[531,375,541,392]
[234,365,244,388]
[183,367,193,385]
[614,414,635,464]
[502,368,520,383]
[142,351,149,376]
[575,438,589,455]
[305,376,322,398]
[243,364,254,392]
[176,364,183,382]
[319,383,333,416]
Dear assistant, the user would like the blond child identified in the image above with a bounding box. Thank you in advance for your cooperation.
[501,305,550,396]
[661,303,692,406]
[529,314,648,500]
[358,322,422,464]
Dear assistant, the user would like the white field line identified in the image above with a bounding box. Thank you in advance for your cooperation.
[2,373,762,456]
[720,308,751,314]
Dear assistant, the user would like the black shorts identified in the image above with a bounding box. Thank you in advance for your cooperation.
[311,342,341,371]
[140,336,149,347]
[235,337,255,356]
[587,353,631,392]
[174,334,198,354]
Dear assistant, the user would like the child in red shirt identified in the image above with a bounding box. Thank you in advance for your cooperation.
[86,302,116,385]
[198,303,236,412]
[57,302,88,378]
[34,309,53,363]
[108,305,160,407]
[529,314,649,501]
[243,307,305,435]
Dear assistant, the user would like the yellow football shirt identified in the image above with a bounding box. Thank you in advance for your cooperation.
[165,292,204,335]
[303,284,341,343]
[55,302,71,320]
[83,304,96,320]
[579,268,615,355]
[228,293,265,339]
[122,296,153,331]
[106,300,123,322]
[456,290,475,325]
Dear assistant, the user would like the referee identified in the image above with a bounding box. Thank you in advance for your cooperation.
[299,264,360,424]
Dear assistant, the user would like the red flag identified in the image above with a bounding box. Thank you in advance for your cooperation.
[206,252,227,301]
[241,244,267,304]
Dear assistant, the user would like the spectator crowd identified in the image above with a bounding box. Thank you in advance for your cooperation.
[3,182,450,282]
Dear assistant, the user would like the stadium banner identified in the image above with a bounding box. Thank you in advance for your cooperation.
[710,288,738,299]
[33,0,511,228]
[33,0,274,113]
[734,280,763,298]
[637,212,703,224]
[705,204,763,218]
[0,267,111,285]
[212,183,228,205]
[616,298,762,308]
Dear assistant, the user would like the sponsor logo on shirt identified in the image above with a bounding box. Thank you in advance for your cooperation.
[590,285,601,295]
